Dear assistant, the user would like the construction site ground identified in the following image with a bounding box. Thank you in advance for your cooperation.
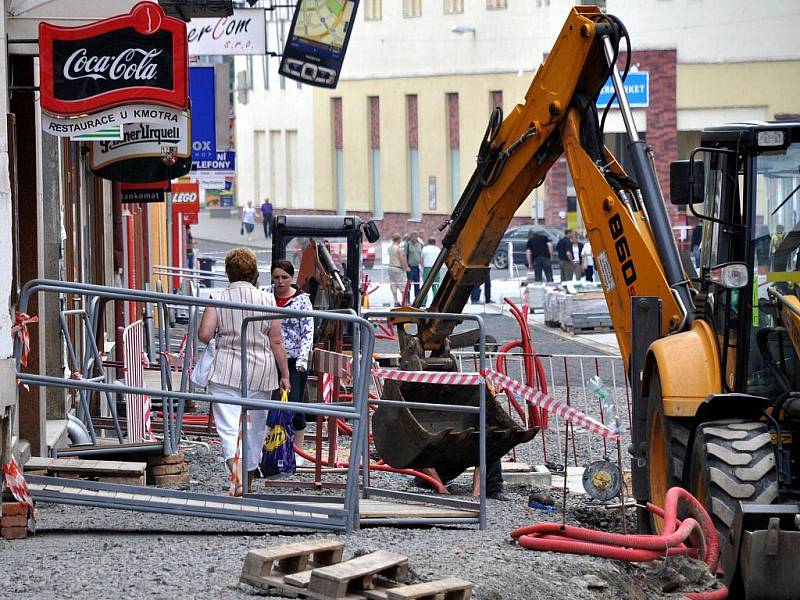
[1,314,718,599]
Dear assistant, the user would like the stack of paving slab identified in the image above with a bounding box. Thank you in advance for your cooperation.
[543,283,611,332]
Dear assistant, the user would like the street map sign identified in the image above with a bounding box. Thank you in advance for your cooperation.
[279,0,359,89]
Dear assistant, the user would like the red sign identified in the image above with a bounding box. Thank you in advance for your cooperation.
[39,2,188,116]
[171,182,200,214]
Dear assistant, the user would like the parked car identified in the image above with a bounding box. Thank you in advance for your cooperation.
[492,225,563,269]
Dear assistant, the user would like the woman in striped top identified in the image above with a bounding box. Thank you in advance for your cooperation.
[198,247,290,495]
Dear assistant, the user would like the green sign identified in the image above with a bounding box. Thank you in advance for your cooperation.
[71,126,123,141]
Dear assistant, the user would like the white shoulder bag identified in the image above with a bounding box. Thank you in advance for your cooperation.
[191,338,217,388]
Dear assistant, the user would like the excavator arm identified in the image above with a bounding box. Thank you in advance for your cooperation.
[408,6,691,369]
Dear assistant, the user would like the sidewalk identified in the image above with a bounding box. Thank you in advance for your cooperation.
[192,209,272,250]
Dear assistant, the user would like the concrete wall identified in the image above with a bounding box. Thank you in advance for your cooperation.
[0,3,18,459]
[233,22,316,210]
[608,0,799,63]
[312,72,537,220]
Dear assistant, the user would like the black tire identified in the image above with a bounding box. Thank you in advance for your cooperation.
[492,250,508,270]
[642,370,691,531]
[689,419,778,537]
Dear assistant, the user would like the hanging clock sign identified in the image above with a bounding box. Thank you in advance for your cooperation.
[39,2,188,117]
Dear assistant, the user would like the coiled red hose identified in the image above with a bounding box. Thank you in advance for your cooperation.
[511,487,727,600]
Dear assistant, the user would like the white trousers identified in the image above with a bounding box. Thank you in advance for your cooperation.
[209,382,269,472]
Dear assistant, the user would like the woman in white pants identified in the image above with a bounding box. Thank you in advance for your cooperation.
[198,247,290,495]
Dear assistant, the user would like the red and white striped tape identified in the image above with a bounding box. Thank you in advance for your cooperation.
[314,349,352,384]
[483,369,620,441]
[372,368,481,386]
[321,371,334,403]
[2,456,34,510]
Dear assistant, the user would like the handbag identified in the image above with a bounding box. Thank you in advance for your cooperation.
[190,338,216,387]
[240,223,245,235]
[260,389,296,476]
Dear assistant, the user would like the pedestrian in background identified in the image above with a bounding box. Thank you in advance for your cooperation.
[269,259,313,467]
[405,231,423,302]
[387,234,408,306]
[570,232,584,281]
[241,201,257,241]
[581,240,594,282]
[526,229,553,282]
[260,198,273,239]
[185,224,195,270]
[421,237,441,304]
[470,271,493,304]
[197,247,290,496]
[556,229,574,281]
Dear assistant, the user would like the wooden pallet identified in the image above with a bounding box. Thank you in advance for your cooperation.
[240,540,472,600]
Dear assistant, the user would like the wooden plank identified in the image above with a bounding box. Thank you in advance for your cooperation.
[283,568,315,588]
[387,578,472,600]
[25,457,147,475]
[309,551,408,599]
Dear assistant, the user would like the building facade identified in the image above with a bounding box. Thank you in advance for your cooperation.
[234,0,800,241]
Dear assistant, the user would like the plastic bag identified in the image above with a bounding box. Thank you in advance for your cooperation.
[260,389,296,476]
[190,338,216,388]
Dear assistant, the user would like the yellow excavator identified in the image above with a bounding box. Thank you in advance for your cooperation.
[375,6,800,597]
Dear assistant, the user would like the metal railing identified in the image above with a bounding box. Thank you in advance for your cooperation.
[16,278,375,532]
[363,310,488,529]
[454,349,630,471]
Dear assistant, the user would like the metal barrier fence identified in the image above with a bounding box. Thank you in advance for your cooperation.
[454,350,630,471]
[363,310,488,529]
[16,278,375,532]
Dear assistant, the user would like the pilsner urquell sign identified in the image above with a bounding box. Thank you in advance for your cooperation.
[39,2,188,116]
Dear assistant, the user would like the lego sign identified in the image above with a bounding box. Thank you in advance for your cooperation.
[171,182,200,214]
[39,2,188,116]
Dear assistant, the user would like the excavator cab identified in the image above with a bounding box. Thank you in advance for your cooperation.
[272,214,379,346]
[669,122,800,598]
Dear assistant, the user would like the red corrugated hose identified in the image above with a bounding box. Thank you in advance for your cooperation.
[510,487,728,600]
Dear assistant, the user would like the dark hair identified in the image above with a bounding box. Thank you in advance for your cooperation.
[225,247,259,284]
[271,259,295,277]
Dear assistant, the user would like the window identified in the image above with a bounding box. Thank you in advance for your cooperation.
[490,90,503,111]
[403,0,422,18]
[487,0,507,9]
[365,0,382,21]
[444,0,463,14]
[368,96,383,219]
[446,93,460,209]
[406,94,421,219]
[332,98,345,215]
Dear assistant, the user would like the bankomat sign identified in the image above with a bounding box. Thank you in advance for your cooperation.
[39,2,188,116]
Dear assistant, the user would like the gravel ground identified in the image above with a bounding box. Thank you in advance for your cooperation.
[1,313,722,599]
[1,443,719,600]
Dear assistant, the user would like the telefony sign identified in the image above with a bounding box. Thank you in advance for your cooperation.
[187,9,266,56]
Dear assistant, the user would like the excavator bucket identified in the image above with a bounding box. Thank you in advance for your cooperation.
[372,379,539,483]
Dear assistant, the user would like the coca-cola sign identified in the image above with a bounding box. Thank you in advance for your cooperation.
[40,3,188,116]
